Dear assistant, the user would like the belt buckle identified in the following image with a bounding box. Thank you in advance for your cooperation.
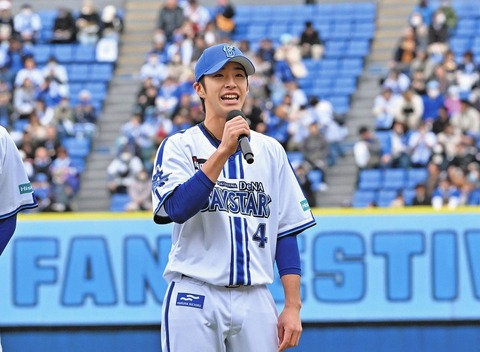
[224,284,241,288]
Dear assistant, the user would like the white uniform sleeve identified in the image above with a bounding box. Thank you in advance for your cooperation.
[0,127,37,219]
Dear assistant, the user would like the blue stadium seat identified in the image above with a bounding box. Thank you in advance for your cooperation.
[38,10,57,30]
[376,189,398,207]
[357,169,382,191]
[84,82,108,101]
[403,188,416,206]
[382,168,407,191]
[468,188,480,205]
[324,41,347,59]
[32,44,52,64]
[74,44,97,63]
[332,77,357,96]
[89,63,114,82]
[328,95,350,114]
[338,58,364,77]
[110,193,131,212]
[52,44,75,63]
[67,64,90,82]
[70,157,86,173]
[62,137,91,158]
[406,168,429,189]
[352,190,376,208]
[287,151,305,165]
[344,40,370,58]
[307,169,324,192]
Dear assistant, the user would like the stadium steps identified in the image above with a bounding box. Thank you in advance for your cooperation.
[315,0,417,207]
[75,0,158,212]
[368,0,418,65]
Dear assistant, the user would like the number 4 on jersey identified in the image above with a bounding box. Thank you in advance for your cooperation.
[252,223,268,248]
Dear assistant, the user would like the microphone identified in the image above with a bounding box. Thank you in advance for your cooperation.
[226,110,254,164]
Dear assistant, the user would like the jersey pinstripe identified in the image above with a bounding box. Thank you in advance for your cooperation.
[152,124,316,287]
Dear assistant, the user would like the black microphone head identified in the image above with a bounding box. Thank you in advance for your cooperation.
[226,110,246,121]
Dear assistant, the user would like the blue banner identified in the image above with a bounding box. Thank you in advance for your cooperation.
[1,209,479,326]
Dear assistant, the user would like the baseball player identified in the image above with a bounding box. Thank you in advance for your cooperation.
[0,125,38,351]
[152,43,316,352]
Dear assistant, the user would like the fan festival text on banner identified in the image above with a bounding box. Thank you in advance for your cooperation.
[0,211,479,326]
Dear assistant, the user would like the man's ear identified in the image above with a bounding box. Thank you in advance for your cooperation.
[194,82,206,98]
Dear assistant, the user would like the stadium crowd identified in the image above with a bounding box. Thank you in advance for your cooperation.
[108,0,350,210]
[353,0,480,208]
[0,0,123,211]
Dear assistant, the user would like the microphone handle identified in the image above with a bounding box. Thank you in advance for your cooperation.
[239,135,254,164]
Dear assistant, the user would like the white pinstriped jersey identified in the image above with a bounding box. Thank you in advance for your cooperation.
[0,126,37,219]
[152,124,316,287]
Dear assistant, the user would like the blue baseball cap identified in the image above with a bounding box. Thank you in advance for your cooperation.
[194,43,255,82]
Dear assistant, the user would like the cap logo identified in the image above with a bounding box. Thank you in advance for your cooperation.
[223,45,236,58]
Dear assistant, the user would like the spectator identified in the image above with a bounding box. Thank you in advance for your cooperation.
[455,50,479,94]
[408,121,437,168]
[51,96,75,139]
[49,145,79,211]
[408,10,429,52]
[24,111,48,149]
[411,0,434,26]
[449,141,477,175]
[73,89,97,137]
[36,76,64,115]
[382,67,411,95]
[275,33,307,81]
[100,5,124,41]
[421,80,445,123]
[13,3,42,46]
[140,51,168,87]
[438,0,457,31]
[294,161,317,207]
[390,191,406,207]
[182,0,211,35]
[431,105,450,135]
[125,169,152,211]
[431,176,460,209]
[31,145,52,180]
[450,98,480,138]
[393,26,417,73]
[1,36,26,85]
[373,86,399,131]
[13,77,37,121]
[299,20,324,60]
[0,89,13,128]
[411,183,432,206]
[106,145,144,194]
[157,0,185,43]
[75,0,102,45]
[14,55,44,89]
[443,85,461,116]
[41,55,69,96]
[382,121,411,169]
[393,88,424,131]
[353,125,383,169]
[214,0,235,41]
[0,0,14,44]
[301,122,329,183]
[427,9,449,56]
[436,122,462,163]
[51,7,77,44]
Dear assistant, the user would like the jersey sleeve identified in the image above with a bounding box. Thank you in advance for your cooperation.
[276,143,316,238]
[151,134,195,223]
[0,128,38,219]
